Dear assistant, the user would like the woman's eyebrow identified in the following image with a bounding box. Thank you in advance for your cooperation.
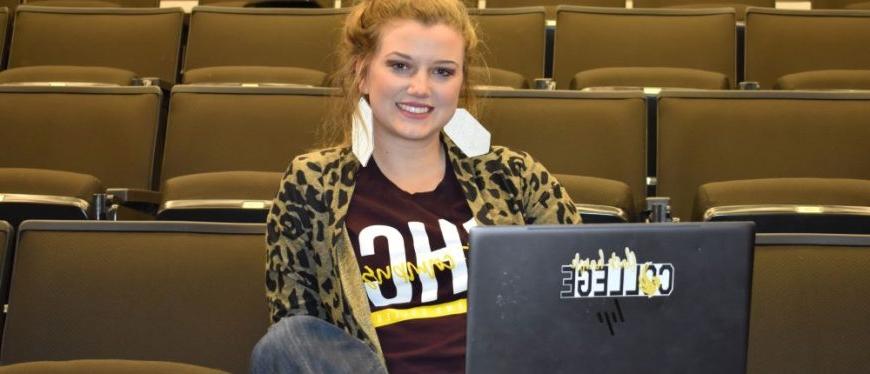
[433,60,459,67]
[385,52,412,60]
[385,52,459,66]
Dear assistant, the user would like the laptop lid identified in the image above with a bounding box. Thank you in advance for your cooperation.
[466,222,754,373]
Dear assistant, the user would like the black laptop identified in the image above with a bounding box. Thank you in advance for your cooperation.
[466,222,754,373]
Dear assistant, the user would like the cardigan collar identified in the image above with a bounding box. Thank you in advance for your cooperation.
[351,105,491,166]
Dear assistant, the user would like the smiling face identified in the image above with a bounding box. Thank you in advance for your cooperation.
[360,19,465,150]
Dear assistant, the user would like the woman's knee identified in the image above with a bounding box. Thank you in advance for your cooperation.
[251,316,386,374]
[253,316,321,358]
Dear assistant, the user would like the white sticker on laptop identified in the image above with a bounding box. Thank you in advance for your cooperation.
[560,247,674,299]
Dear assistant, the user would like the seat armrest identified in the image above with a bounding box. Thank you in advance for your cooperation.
[738,81,760,90]
[106,188,162,205]
[132,77,172,92]
[98,188,162,220]
[574,203,629,223]
[645,196,678,223]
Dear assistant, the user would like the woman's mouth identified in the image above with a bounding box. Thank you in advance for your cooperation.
[396,102,434,114]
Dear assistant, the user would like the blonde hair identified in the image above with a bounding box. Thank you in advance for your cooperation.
[321,0,482,147]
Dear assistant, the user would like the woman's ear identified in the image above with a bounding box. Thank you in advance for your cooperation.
[359,79,369,95]
[355,59,369,95]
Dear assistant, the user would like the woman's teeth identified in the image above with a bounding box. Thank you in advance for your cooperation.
[397,103,431,114]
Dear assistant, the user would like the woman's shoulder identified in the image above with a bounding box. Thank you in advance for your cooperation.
[285,147,348,172]
[468,144,541,176]
[280,146,350,186]
[290,146,347,166]
[476,145,580,224]
[485,145,534,161]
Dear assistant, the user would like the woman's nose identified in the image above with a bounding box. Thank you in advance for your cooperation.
[407,71,430,97]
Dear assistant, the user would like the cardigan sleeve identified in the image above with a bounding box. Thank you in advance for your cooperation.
[515,151,582,225]
[265,155,330,323]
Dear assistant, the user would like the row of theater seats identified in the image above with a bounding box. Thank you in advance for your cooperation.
[0,220,868,372]
[0,0,335,10]
[2,5,870,90]
[1,85,868,229]
[4,0,870,12]
[474,0,868,21]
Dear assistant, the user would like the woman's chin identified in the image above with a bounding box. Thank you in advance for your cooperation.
[378,126,443,144]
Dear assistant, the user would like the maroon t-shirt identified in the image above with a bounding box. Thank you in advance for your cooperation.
[346,157,474,374]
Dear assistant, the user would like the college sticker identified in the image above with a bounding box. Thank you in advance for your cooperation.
[560,247,674,299]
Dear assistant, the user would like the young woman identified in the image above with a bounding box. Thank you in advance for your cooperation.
[254,1,580,372]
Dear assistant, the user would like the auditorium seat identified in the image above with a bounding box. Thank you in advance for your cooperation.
[22,0,161,7]
[158,171,283,222]
[199,0,335,8]
[0,0,15,36]
[555,174,634,222]
[0,66,138,86]
[155,85,332,221]
[468,7,546,89]
[748,233,870,373]
[745,8,870,89]
[656,90,870,221]
[485,0,625,6]
[0,219,11,331]
[695,178,870,234]
[477,89,647,219]
[0,85,162,222]
[1,220,268,373]
[554,6,736,90]
[775,69,870,89]
[0,169,103,227]
[485,0,625,19]
[811,0,870,9]
[0,1,15,14]
[1,6,8,70]
[198,0,249,6]
[632,0,774,21]
[0,360,228,373]
[572,66,729,90]
[0,221,10,265]
[183,6,348,85]
[0,6,184,86]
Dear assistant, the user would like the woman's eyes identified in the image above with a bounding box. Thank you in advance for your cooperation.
[388,61,409,72]
[387,61,456,79]
[433,67,456,78]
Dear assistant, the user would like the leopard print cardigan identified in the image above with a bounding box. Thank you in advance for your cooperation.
[265,136,580,361]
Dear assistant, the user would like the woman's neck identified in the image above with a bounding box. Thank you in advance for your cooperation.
[372,135,445,194]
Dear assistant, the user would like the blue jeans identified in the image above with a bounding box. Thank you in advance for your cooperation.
[251,316,388,374]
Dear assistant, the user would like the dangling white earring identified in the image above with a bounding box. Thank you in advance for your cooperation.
[443,109,491,157]
[351,97,374,166]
